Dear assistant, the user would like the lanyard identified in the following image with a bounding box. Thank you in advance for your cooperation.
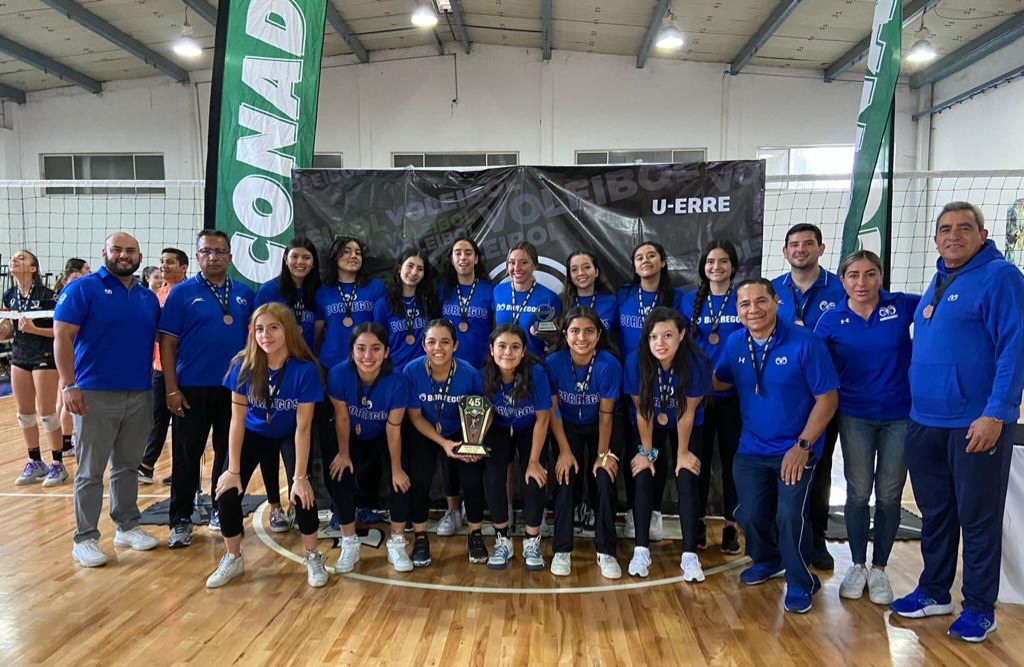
[657,367,675,419]
[638,288,656,319]
[510,282,536,325]
[457,281,477,323]
[746,327,777,396]
[427,359,457,433]
[788,282,817,324]
[201,274,232,316]
[264,362,288,424]
[575,294,596,310]
[13,286,35,312]
[502,381,517,436]
[573,354,597,422]
[403,296,419,337]
[705,286,733,335]
[354,371,382,437]
[337,283,357,320]
[923,264,969,320]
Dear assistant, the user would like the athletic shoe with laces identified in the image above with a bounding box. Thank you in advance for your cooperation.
[305,551,329,588]
[436,509,463,536]
[488,535,513,570]
[680,552,705,583]
[269,506,293,533]
[16,460,48,485]
[784,574,821,614]
[948,610,997,643]
[356,507,382,524]
[840,564,868,600]
[208,510,221,533]
[113,526,159,551]
[696,519,708,550]
[71,539,109,567]
[889,589,953,618]
[335,534,361,573]
[597,553,622,579]
[867,567,894,605]
[412,536,432,568]
[168,522,193,549]
[523,535,545,570]
[206,553,244,588]
[551,552,571,576]
[137,466,154,485]
[386,534,414,572]
[624,511,636,539]
[468,531,489,564]
[740,562,785,585]
[650,511,664,542]
[42,462,69,487]
[628,546,651,578]
[720,524,742,555]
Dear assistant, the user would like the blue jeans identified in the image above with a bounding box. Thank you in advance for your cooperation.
[838,415,908,566]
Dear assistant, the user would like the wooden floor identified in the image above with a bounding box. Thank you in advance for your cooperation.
[2,397,1022,667]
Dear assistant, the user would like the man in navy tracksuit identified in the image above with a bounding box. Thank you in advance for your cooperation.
[890,202,1024,643]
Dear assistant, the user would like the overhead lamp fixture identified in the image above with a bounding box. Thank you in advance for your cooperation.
[411,3,439,28]
[905,10,937,64]
[655,10,684,50]
[172,9,202,58]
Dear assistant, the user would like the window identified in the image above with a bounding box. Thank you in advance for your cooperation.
[41,153,166,195]
[758,145,854,190]
[575,149,706,165]
[391,152,519,169]
[312,153,343,168]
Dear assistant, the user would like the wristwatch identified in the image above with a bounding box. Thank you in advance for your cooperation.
[797,438,811,451]
[637,446,659,463]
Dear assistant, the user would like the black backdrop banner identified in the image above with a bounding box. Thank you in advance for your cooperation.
[292,161,765,291]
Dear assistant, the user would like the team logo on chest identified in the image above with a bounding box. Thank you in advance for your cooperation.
[878,305,898,321]
[947,294,959,302]
[819,300,836,312]
[774,356,788,366]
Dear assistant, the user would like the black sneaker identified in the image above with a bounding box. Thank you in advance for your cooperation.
[696,519,708,551]
[721,524,741,555]
[412,536,432,568]
[468,530,489,564]
[811,537,835,570]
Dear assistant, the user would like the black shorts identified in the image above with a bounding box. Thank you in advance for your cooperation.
[11,355,55,372]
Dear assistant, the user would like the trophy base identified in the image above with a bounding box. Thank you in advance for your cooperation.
[454,443,491,457]
[534,322,559,334]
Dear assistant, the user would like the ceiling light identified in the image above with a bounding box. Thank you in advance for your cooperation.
[905,10,937,64]
[411,3,439,28]
[173,11,202,58]
[655,11,684,50]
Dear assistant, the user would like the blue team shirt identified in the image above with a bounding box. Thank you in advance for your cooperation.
[545,349,621,426]
[326,361,410,441]
[223,357,323,439]
[439,280,495,368]
[568,293,618,334]
[772,269,846,331]
[315,279,386,369]
[680,288,742,398]
[715,323,839,457]
[479,362,552,433]
[54,267,160,391]
[623,349,709,430]
[814,291,919,421]
[616,285,686,355]
[374,296,431,371]
[158,275,254,387]
[254,280,316,351]
[404,356,482,436]
[492,281,562,358]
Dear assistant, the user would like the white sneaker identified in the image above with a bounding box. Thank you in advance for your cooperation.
[305,551,329,588]
[680,551,705,583]
[206,553,244,588]
[597,553,622,579]
[840,564,868,600]
[387,534,414,573]
[628,546,651,578]
[624,511,636,538]
[867,567,894,605]
[336,534,361,573]
[71,539,109,567]
[488,535,513,570]
[650,511,664,542]
[436,509,463,536]
[113,526,159,551]
[551,552,571,576]
[523,535,545,571]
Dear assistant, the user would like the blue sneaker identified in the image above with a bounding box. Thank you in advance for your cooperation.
[16,460,48,485]
[488,535,513,570]
[784,574,821,614]
[889,589,954,618]
[740,562,785,585]
[329,512,341,531]
[948,610,997,643]
[356,507,382,524]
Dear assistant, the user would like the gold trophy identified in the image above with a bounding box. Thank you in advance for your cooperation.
[454,395,494,457]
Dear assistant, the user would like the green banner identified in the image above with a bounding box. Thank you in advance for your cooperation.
[213,0,327,286]
[842,0,902,260]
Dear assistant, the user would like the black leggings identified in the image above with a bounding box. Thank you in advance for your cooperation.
[483,427,547,529]
[259,439,296,506]
[320,430,410,525]
[553,420,620,556]
[698,396,742,521]
[405,426,485,525]
[218,430,318,538]
[628,423,704,550]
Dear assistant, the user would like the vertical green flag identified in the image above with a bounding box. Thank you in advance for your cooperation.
[209,0,328,287]
[842,0,902,261]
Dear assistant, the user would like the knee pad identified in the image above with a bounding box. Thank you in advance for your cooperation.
[16,412,38,429]
[39,413,62,433]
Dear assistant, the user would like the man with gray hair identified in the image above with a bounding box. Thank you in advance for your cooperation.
[890,202,1024,642]
[55,232,162,567]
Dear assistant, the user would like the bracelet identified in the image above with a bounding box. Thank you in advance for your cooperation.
[636,446,659,463]
[167,391,181,397]
[62,384,78,392]
[293,475,310,481]
[598,450,619,464]
[227,470,240,475]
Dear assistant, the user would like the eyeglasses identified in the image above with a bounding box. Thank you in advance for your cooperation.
[197,247,230,257]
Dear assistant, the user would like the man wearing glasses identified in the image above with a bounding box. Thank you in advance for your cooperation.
[160,230,255,548]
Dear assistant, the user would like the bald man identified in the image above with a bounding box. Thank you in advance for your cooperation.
[55,232,162,567]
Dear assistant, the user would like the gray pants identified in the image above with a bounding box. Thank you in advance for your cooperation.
[73,390,153,543]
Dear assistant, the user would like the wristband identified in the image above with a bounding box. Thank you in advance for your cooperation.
[62,384,78,392]
[167,391,181,397]
[636,446,659,463]
[598,450,619,465]
[293,475,310,481]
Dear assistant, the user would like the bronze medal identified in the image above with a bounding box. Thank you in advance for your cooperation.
[342,316,354,327]
[922,305,934,319]
[657,413,669,426]
[354,422,362,436]
[458,321,469,333]
[794,319,804,327]
[405,334,416,345]
[435,422,443,434]
[223,314,234,326]
[708,332,720,345]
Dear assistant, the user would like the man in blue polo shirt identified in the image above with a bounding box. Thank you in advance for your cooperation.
[54,232,162,567]
[714,278,839,614]
[160,230,254,548]
[890,202,1024,643]
[771,222,846,571]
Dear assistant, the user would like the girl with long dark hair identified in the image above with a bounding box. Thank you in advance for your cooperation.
[439,235,494,368]
[374,248,440,371]
[617,241,684,355]
[560,251,617,335]
[491,242,561,358]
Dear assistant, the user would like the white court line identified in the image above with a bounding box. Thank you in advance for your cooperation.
[0,492,167,499]
[252,502,751,595]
